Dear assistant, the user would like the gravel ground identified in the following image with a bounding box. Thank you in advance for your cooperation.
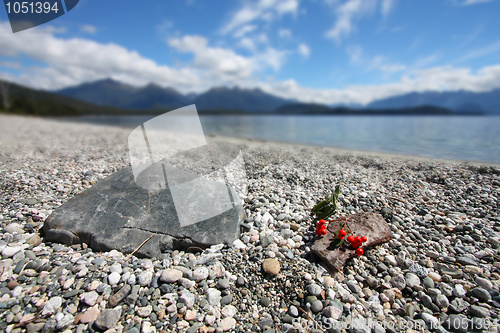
[1,114,500,333]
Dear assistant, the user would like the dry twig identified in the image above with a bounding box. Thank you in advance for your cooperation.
[121,233,157,263]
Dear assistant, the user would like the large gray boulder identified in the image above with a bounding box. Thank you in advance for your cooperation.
[42,165,244,257]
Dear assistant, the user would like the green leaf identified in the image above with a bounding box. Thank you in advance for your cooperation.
[335,184,341,197]
[312,184,343,220]
[330,237,341,247]
[312,200,328,212]
[323,206,335,216]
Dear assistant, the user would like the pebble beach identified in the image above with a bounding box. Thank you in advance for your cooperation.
[1,114,500,333]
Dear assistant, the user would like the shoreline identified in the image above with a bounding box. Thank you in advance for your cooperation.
[36,113,500,166]
[1,114,499,332]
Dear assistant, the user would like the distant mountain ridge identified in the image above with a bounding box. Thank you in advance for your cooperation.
[55,78,499,115]
[195,86,291,112]
[56,78,292,112]
[56,79,190,110]
[367,89,500,115]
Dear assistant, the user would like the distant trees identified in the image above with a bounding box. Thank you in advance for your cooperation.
[0,81,10,110]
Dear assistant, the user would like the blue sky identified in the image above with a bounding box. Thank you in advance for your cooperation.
[1,0,500,105]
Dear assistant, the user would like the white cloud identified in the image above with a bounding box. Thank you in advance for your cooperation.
[80,25,97,34]
[298,43,311,58]
[238,37,256,51]
[168,34,286,79]
[463,0,494,5]
[0,19,288,94]
[168,35,255,80]
[325,0,391,43]
[325,0,376,42]
[0,22,201,91]
[221,0,299,34]
[259,48,288,71]
[278,28,292,38]
[258,64,500,105]
[381,0,395,17]
[232,24,257,38]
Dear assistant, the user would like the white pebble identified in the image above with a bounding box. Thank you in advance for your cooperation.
[108,272,121,285]
[1,246,23,258]
[232,239,246,249]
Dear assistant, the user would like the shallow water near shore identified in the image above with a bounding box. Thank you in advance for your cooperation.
[58,114,500,163]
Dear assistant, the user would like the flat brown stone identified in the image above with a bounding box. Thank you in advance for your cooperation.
[311,212,392,271]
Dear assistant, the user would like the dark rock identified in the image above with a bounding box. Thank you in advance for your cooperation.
[457,256,478,267]
[311,212,392,271]
[217,278,230,290]
[310,300,323,313]
[108,284,131,307]
[41,319,57,333]
[418,208,430,216]
[13,259,29,274]
[305,296,317,304]
[283,314,294,324]
[422,277,434,289]
[376,263,389,273]
[439,267,463,279]
[381,208,392,217]
[469,288,492,303]
[43,161,245,257]
[469,305,490,317]
[421,294,439,312]
[236,276,245,287]
[260,297,270,307]
[221,294,232,305]
[258,317,274,330]
[63,290,79,299]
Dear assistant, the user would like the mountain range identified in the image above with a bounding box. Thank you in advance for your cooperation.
[367,90,500,115]
[56,78,292,112]
[55,78,499,114]
[0,78,497,116]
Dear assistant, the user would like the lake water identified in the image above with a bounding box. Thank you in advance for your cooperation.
[61,115,500,163]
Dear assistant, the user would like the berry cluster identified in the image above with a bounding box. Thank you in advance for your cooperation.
[344,234,367,255]
[316,219,328,236]
[316,218,368,256]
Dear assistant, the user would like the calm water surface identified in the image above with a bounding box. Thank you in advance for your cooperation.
[61,115,500,163]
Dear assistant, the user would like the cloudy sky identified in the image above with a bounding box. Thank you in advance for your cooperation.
[1,0,499,105]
